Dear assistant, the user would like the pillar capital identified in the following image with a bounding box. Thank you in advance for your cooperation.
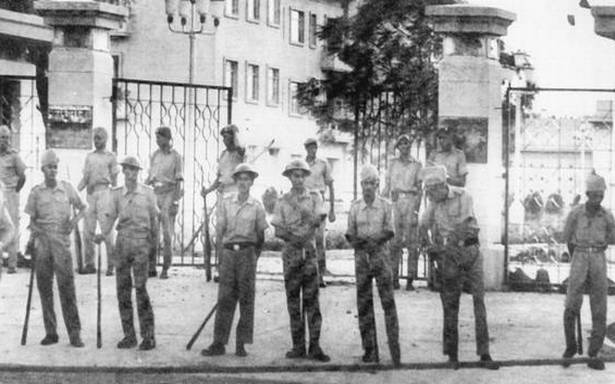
[426,4,516,37]
[34,0,128,30]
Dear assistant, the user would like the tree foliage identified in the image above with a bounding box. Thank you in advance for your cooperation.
[298,0,456,141]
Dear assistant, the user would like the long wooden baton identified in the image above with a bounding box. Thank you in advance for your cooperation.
[96,241,102,349]
[203,195,212,282]
[576,312,583,355]
[186,302,218,350]
[20,240,36,346]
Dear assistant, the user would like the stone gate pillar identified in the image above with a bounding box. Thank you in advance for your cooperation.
[34,1,126,184]
[427,5,516,290]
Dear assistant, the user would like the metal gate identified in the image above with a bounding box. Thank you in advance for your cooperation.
[504,87,615,290]
[112,78,232,265]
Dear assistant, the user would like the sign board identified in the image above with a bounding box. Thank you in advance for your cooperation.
[47,105,93,149]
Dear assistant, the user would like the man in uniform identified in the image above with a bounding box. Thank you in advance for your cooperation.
[0,180,16,279]
[201,163,268,357]
[418,166,498,370]
[25,150,86,347]
[427,129,468,187]
[145,126,183,279]
[0,125,26,274]
[382,134,422,290]
[97,156,158,350]
[304,138,335,288]
[77,127,119,276]
[202,124,246,198]
[271,159,330,362]
[346,164,400,366]
[561,172,615,370]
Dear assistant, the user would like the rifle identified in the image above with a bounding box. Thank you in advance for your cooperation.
[74,209,84,274]
[96,241,102,349]
[203,195,212,282]
[186,302,218,350]
[20,237,36,345]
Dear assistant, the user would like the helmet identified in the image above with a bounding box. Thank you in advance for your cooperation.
[232,163,259,179]
[586,172,607,192]
[155,126,172,139]
[304,137,318,147]
[220,124,239,136]
[40,150,59,167]
[422,165,448,187]
[120,156,142,170]
[360,164,380,182]
[395,134,411,148]
[282,159,311,177]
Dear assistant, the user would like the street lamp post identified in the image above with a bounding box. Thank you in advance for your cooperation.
[164,0,222,84]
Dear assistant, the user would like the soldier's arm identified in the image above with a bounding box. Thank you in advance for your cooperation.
[381,165,391,198]
[344,203,362,248]
[149,191,160,242]
[562,208,577,254]
[76,157,89,192]
[418,200,435,246]
[99,191,118,239]
[0,205,15,250]
[255,203,268,258]
[15,155,26,192]
[368,201,394,245]
[606,211,615,245]
[110,155,119,187]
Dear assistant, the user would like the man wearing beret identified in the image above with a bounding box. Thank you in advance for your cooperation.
[304,138,335,288]
[419,166,497,370]
[382,134,423,290]
[271,159,330,362]
[346,164,400,366]
[97,156,159,350]
[145,126,183,279]
[427,129,467,187]
[201,163,268,358]
[561,172,615,370]
[25,150,86,347]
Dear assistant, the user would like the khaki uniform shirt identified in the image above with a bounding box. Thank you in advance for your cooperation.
[104,184,159,239]
[0,148,25,190]
[147,148,183,189]
[428,148,468,180]
[218,195,268,244]
[562,204,615,248]
[271,190,325,239]
[305,157,333,194]
[420,186,478,242]
[25,181,85,232]
[218,149,245,191]
[346,196,394,239]
[383,157,422,195]
[82,150,119,189]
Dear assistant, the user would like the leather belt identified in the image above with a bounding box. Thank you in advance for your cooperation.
[574,246,606,253]
[224,242,255,251]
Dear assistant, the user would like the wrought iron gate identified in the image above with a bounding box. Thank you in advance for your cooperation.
[504,87,615,290]
[112,78,232,265]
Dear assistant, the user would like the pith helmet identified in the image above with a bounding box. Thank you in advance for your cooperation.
[155,126,172,139]
[220,124,239,136]
[40,150,59,167]
[360,164,380,182]
[120,156,142,170]
[395,134,411,148]
[422,165,448,187]
[304,137,318,147]
[282,159,311,177]
[586,172,607,192]
[232,163,258,179]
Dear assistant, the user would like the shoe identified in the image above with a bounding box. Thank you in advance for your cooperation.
[308,344,331,362]
[149,269,157,278]
[106,268,114,277]
[561,348,576,368]
[235,342,247,357]
[159,269,169,280]
[319,276,327,288]
[587,357,605,370]
[390,342,401,367]
[201,342,225,356]
[479,354,500,370]
[405,281,415,291]
[70,337,84,348]
[117,336,138,349]
[40,334,59,346]
[139,337,156,351]
[285,347,306,359]
[448,353,460,370]
[362,349,379,363]
[393,281,401,290]
[80,265,96,274]
[7,267,16,274]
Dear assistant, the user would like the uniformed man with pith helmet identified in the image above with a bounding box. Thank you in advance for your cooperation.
[201,163,268,358]
[427,128,468,187]
[98,156,158,350]
[25,150,86,347]
[271,159,330,362]
[561,172,615,370]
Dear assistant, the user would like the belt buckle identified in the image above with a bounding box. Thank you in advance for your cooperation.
[233,244,240,251]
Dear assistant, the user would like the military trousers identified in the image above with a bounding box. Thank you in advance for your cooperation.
[5,189,19,269]
[84,187,114,269]
[115,234,155,339]
[213,247,257,345]
[354,247,399,354]
[564,248,608,356]
[282,242,323,349]
[437,244,489,357]
[390,195,420,281]
[154,191,177,270]
[34,233,81,337]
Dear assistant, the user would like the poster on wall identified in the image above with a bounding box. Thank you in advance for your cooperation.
[439,116,488,163]
[47,105,93,149]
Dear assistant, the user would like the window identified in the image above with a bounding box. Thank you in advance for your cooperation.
[225,0,239,17]
[267,0,280,27]
[267,67,280,105]
[309,13,317,47]
[224,59,239,98]
[289,81,305,116]
[290,9,305,45]
[247,0,260,21]
[246,63,259,102]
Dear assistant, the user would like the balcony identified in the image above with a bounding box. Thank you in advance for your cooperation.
[320,51,352,73]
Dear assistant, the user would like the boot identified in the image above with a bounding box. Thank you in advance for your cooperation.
[235,341,247,357]
[69,332,84,348]
[40,334,59,346]
[139,337,156,351]
[390,341,401,367]
[117,335,138,349]
[447,352,460,370]
[405,279,415,291]
[362,348,379,363]
[562,309,577,367]
[285,345,306,359]
[587,356,605,370]
[479,354,500,370]
[308,343,331,362]
[201,341,225,356]
[159,269,169,280]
